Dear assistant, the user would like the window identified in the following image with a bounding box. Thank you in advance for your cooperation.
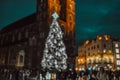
[115,43,119,47]
[88,48,90,51]
[12,35,15,42]
[91,46,93,50]
[103,44,106,48]
[70,15,72,20]
[103,49,106,53]
[29,36,37,46]
[88,53,90,56]
[40,33,44,38]
[94,45,96,49]
[25,31,28,38]
[6,36,8,41]
[117,67,120,70]
[20,55,23,63]
[116,54,120,59]
[109,50,112,53]
[18,33,21,40]
[41,0,43,3]
[97,44,99,48]
[116,49,119,53]
[116,60,120,65]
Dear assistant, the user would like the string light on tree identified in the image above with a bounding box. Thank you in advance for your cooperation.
[41,12,68,71]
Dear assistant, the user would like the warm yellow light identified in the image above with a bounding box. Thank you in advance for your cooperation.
[85,40,89,45]
[98,50,100,53]
[104,35,109,41]
[78,59,80,62]
[98,37,102,40]
[81,59,83,62]
[109,50,112,53]
[75,67,78,71]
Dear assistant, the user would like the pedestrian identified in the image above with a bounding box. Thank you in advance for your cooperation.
[96,67,109,80]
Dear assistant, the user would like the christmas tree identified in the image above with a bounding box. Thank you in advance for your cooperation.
[41,12,67,71]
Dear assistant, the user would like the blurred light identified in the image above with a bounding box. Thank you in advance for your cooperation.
[85,40,89,45]
[115,43,119,47]
[104,35,109,41]
[98,37,102,40]
[103,49,106,53]
[109,50,112,53]
[116,49,119,53]
[75,68,78,71]
[88,67,92,71]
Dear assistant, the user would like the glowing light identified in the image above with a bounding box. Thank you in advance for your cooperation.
[109,50,112,53]
[52,12,59,20]
[85,40,89,45]
[104,35,109,41]
[41,14,67,71]
[78,59,80,62]
[75,67,78,71]
[116,49,119,53]
[103,49,106,53]
[98,37,102,40]
[116,60,120,65]
[116,54,120,59]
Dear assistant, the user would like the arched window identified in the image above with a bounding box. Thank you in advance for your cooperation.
[20,55,23,63]
[17,50,25,67]
[25,31,28,38]
[12,35,15,42]
[18,32,21,40]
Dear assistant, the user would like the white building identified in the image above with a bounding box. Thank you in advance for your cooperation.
[113,40,120,70]
[76,35,120,71]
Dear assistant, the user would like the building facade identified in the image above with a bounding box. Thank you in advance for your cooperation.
[0,0,76,69]
[76,35,120,71]
[113,40,120,70]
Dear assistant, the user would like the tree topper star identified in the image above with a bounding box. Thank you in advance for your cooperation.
[52,12,59,20]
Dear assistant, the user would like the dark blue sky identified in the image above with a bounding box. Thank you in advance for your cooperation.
[1,0,120,45]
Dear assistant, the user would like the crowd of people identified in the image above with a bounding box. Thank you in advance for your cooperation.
[0,67,120,80]
[0,68,32,80]
[77,67,120,80]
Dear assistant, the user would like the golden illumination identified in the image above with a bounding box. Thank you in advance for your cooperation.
[85,40,89,45]
[78,59,80,63]
[48,0,75,35]
[75,67,78,71]
[98,37,102,40]
[104,35,109,41]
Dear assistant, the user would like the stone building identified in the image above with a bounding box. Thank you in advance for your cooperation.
[0,0,76,69]
[76,35,120,71]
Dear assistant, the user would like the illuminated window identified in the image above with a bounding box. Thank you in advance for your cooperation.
[116,49,119,53]
[115,43,119,47]
[103,49,106,53]
[116,54,120,59]
[116,60,120,65]
[117,67,120,70]
[109,50,112,53]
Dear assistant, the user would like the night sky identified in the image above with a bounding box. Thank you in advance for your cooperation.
[1,0,120,45]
